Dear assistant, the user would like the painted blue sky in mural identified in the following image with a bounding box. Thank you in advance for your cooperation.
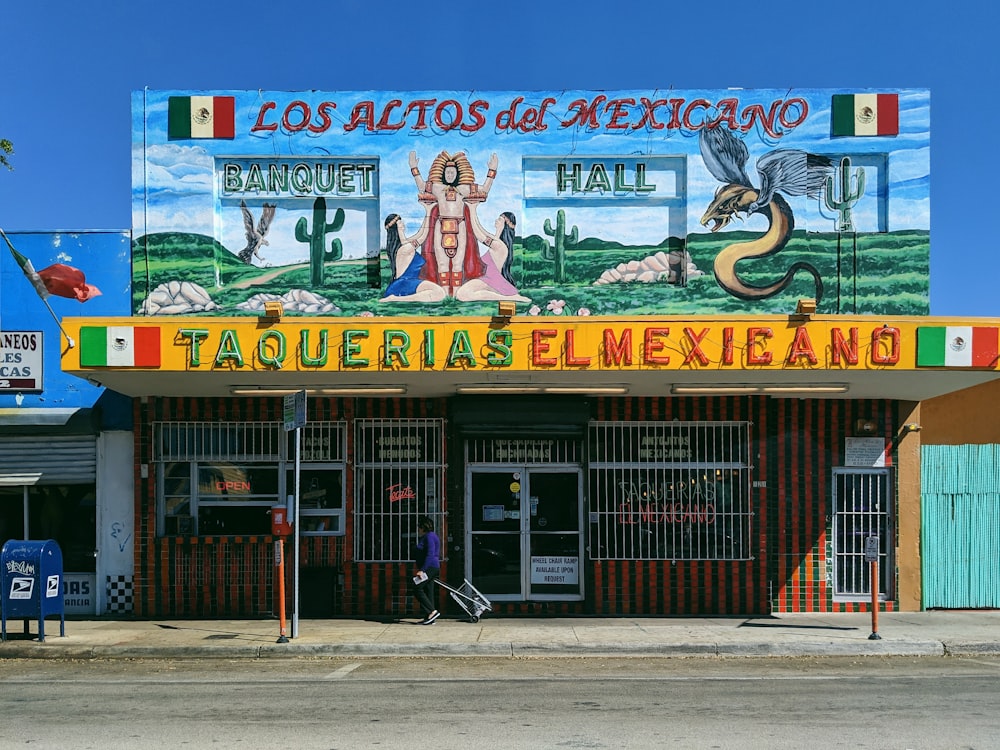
[0,0,995,315]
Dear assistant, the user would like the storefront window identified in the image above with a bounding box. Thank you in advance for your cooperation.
[0,484,97,572]
[155,421,346,537]
[588,421,752,560]
[287,466,345,535]
[354,419,444,562]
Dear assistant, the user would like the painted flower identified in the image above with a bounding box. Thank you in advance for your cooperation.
[358,311,375,317]
[528,305,542,316]
[577,307,591,316]
[546,299,566,315]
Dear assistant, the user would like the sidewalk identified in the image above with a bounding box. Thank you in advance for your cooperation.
[2,610,1000,660]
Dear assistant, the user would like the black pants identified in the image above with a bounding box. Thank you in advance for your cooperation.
[412,567,439,616]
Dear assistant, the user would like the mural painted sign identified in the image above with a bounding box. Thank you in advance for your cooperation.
[132,90,930,319]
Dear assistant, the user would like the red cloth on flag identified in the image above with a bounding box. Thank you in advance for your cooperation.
[37,263,102,302]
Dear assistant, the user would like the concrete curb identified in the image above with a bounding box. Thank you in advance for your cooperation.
[943,641,1000,656]
[0,639,966,660]
[257,642,515,658]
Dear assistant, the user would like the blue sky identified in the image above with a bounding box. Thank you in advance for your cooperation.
[1,0,995,316]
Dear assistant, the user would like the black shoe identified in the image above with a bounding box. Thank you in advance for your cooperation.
[422,610,440,624]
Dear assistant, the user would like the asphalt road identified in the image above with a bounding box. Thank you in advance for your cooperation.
[2,656,998,749]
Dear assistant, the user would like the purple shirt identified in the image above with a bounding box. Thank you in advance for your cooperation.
[416,531,441,571]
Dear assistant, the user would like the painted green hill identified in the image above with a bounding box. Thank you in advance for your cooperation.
[132,228,929,318]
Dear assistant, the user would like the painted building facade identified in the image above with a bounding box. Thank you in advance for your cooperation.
[5,87,995,618]
[0,231,135,616]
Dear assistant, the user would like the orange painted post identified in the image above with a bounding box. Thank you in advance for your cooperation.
[276,539,288,644]
[868,559,881,640]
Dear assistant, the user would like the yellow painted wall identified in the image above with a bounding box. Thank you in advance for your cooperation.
[921,379,1000,444]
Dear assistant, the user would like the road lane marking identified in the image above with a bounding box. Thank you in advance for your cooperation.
[324,663,362,680]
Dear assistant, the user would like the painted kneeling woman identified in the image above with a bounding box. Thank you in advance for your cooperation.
[380,204,447,303]
[455,205,531,303]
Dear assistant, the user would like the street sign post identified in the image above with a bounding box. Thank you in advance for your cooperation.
[282,390,307,638]
[865,536,881,640]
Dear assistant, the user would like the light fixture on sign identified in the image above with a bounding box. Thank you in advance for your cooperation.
[670,383,849,396]
[261,301,284,321]
[230,385,407,396]
[455,385,629,395]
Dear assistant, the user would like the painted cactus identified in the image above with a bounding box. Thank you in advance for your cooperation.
[542,209,579,282]
[823,156,865,233]
[295,197,345,286]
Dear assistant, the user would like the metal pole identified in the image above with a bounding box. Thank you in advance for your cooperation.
[292,425,301,638]
[276,539,288,643]
[868,559,881,640]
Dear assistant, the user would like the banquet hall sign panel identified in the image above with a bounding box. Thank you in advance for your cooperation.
[132,89,929,318]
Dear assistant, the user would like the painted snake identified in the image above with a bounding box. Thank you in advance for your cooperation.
[699,127,832,302]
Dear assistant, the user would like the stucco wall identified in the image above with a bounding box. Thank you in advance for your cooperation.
[921,379,1000,445]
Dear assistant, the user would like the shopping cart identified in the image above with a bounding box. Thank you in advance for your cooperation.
[434,578,492,622]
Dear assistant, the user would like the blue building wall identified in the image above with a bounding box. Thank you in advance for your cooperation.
[0,231,133,428]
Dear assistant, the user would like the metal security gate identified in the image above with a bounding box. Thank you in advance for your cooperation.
[922,444,1000,608]
[832,468,892,601]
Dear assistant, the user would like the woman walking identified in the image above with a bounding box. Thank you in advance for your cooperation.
[413,516,441,624]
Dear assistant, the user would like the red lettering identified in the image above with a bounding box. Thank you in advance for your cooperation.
[433,100,462,131]
[778,98,809,133]
[404,99,436,130]
[722,327,734,365]
[216,481,251,492]
[461,99,490,132]
[532,329,558,366]
[603,328,633,366]
[831,327,859,365]
[682,99,711,130]
[344,100,375,133]
[387,484,417,503]
[251,101,279,133]
[871,326,901,365]
[683,327,711,365]
[739,100,781,136]
[281,100,312,133]
[564,330,592,367]
[666,98,685,129]
[560,96,607,129]
[747,327,773,365]
[308,101,337,133]
[375,99,406,131]
[707,98,740,130]
[644,328,671,365]
[496,96,555,133]
[787,326,818,365]
[604,98,636,130]
[632,97,669,130]
[617,502,639,525]
[533,97,557,133]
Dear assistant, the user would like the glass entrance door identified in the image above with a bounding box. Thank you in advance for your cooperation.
[467,467,583,601]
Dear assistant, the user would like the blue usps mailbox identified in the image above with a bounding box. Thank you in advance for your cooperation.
[1,539,66,642]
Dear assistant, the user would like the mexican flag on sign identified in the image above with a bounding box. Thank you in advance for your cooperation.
[917,326,999,368]
[168,96,235,139]
[831,93,899,136]
[80,326,161,367]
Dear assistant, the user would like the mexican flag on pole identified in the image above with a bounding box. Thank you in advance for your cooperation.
[831,93,899,137]
[80,326,161,367]
[917,326,999,368]
[168,95,235,139]
[2,229,102,301]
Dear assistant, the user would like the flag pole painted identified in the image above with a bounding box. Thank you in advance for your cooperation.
[0,227,76,348]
